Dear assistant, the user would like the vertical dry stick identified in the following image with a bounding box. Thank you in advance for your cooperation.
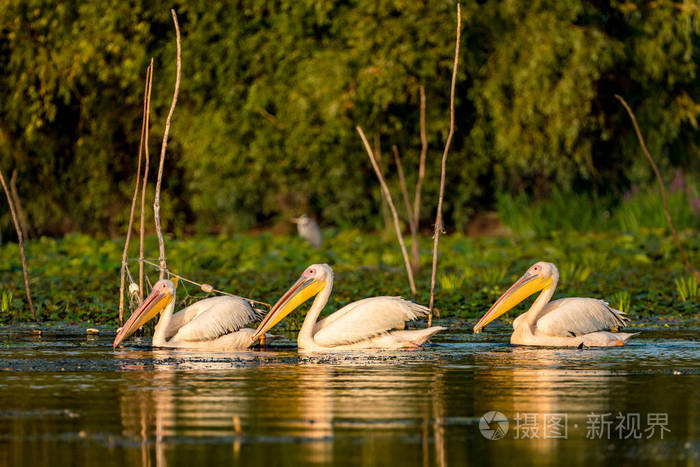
[392,145,418,271]
[139,58,154,302]
[615,95,700,283]
[118,63,151,324]
[412,85,428,270]
[10,170,31,238]
[358,127,417,295]
[374,132,392,232]
[392,146,416,227]
[0,168,34,319]
[154,9,181,280]
[428,4,461,327]
[374,132,382,163]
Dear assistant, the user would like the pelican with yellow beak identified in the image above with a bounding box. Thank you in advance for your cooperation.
[473,262,637,347]
[251,264,445,351]
[113,279,270,350]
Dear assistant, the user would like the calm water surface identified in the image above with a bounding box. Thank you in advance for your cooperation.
[0,326,698,466]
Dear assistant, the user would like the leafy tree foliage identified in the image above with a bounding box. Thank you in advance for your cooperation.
[0,0,697,235]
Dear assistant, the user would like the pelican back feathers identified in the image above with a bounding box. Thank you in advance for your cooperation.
[535,298,629,338]
[169,296,262,342]
[312,296,429,347]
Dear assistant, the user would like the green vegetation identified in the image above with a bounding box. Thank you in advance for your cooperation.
[0,229,697,326]
[0,1,697,328]
[675,275,699,302]
[1,290,11,315]
[612,290,631,314]
[1,1,699,235]
[496,173,700,237]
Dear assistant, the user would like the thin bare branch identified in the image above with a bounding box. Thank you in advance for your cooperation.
[357,127,417,295]
[10,170,31,238]
[139,57,154,302]
[392,145,416,228]
[393,145,418,272]
[615,94,700,283]
[373,131,382,163]
[0,168,34,319]
[373,132,392,232]
[154,9,181,280]
[137,258,270,309]
[119,62,151,324]
[429,3,461,326]
[411,85,428,271]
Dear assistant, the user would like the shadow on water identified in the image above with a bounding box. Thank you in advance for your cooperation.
[0,326,697,466]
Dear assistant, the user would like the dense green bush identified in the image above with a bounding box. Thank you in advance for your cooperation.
[1,0,698,236]
[496,169,700,236]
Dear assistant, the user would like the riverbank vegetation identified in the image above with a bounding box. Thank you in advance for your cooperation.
[1,224,697,326]
[0,1,698,327]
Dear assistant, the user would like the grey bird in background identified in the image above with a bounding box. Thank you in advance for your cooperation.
[292,214,322,249]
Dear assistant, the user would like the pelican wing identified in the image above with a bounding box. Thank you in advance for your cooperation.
[165,304,202,338]
[170,296,261,342]
[312,296,429,347]
[535,298,628,337]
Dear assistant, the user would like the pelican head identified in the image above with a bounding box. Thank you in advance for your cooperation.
[473,261,558,333]
[251,264,331,341]
[113,279,175,348]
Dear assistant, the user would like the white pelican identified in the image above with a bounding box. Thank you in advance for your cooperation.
[113,279,269,350]
[473,262,637,347]
[251,264,445,350]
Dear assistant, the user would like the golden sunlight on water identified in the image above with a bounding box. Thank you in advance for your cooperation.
[115,356,452,466]
[0,329,697,466]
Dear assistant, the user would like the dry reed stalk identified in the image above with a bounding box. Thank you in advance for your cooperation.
[428,4,461,326]
[138,258,270,308]
[374,132,392,232]
[10,170,31,238]
[139,58,154,302]
[392,145,418,271]
[615,94,700,283]
[0,168,35,319]
[153,9,181,280]
[412,85,428,270]
[357,127,417,295]
[118,63,151,324]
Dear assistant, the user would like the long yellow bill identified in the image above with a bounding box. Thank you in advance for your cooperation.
[113,288,172,348]
[473,272,552,333]
[251,276,326,341]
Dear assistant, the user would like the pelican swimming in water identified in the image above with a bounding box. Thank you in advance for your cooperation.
[251,264,445,350]
[473,262,636,347]
[113,279,270,350]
